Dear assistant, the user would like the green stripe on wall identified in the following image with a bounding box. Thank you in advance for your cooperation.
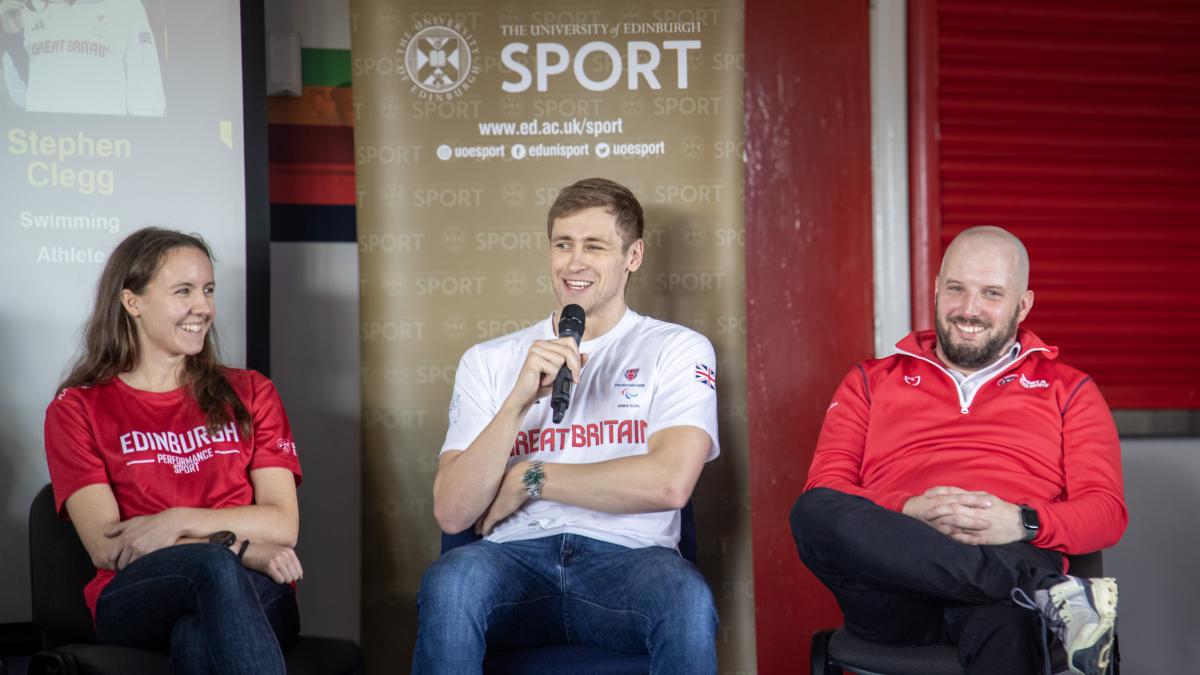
[302,48,351,87]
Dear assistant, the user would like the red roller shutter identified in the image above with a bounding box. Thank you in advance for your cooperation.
[910,0,1200,408]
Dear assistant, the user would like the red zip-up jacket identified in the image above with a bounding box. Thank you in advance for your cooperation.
[804,328,1126,555]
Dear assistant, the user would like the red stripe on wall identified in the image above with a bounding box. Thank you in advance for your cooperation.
[269,163,357,206]
[267,124,355,165]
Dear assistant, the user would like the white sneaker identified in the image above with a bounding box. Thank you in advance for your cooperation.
[1020,577,1119,675]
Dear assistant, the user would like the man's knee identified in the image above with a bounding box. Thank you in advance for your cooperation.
[790,488,844,549]
[418,544,503,616]
[677,566,717,618]
[653,563,717,638]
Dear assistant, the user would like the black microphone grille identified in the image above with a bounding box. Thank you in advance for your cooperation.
[561,304,585,323]
[558,304,585,338]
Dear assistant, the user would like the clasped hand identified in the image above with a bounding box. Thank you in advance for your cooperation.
[902,486,1024,545]
[104,508,186,570]
[241,543,304,584]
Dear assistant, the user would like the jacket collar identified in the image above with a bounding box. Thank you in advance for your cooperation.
[895,327,1059,364]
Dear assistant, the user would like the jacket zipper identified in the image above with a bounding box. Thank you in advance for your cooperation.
[895,347,1051,415]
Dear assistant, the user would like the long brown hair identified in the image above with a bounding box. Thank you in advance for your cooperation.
[58,227,252,436]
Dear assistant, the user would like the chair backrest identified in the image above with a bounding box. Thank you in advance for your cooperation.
[441,500,699,565]
[28,483,98,646]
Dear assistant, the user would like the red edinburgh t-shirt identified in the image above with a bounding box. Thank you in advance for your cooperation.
[43,368,302,618]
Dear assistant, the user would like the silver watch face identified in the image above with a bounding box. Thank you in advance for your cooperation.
[522,462,544,498]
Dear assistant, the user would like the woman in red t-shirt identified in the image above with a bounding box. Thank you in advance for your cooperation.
[44,227,303,675]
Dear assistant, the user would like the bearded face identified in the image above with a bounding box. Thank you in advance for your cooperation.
[935,296,1021,371]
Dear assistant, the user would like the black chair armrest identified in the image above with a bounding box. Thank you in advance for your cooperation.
[29,649,80,675]
[810,629,836,675]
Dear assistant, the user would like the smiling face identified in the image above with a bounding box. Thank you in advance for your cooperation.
[549,206,643,339]
[934,230,1034,373]
[121,246,215,369]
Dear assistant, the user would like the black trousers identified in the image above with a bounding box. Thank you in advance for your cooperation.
[791,488,1065,675]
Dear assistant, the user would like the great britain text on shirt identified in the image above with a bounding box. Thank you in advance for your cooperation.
[510,418,649,456]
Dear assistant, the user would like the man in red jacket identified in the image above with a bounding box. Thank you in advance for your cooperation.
[791,226,1125,675]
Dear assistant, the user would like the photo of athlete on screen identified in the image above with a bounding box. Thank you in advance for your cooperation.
[1,0,165,116]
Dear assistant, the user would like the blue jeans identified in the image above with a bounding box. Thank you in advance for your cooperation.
[95,543,300,675]
[412,534,718,675]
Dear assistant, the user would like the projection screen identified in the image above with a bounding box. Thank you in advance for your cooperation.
[0,0,267,622]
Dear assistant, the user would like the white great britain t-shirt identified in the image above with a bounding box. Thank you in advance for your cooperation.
[441,308,720,550]
[6,0,165,116]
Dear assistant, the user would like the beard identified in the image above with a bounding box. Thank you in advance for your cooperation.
[935,305,1020,371]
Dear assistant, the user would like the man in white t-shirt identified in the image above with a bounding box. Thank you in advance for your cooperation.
[413,178,720,674]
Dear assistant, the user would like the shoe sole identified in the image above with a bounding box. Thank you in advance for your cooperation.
[1062,577,1118,675]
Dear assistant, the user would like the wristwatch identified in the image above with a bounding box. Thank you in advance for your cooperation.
[522,461,545,499]
[1019,505,1040,543]
[208,530,237,547]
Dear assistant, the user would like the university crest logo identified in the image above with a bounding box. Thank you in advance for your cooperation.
[398,20,480,100]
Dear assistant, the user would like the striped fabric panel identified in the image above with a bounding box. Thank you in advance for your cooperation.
[268,124,354,165]
[268,48,356,241]
[270,204,356,243]
[267,86,354,127]
[269,163,356,206]
[301,48,352,87]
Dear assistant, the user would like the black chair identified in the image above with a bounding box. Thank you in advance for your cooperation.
[27,483,364,675]
[810,551,1119,675]
[439,501,699,675]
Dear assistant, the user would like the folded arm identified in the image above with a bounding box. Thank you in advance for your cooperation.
[433,398,531,533]
[433,336,585,533]
[476,424,711,535]
[1028,379,1127,553]
[909,382,1126,551]
[67,467,300,574]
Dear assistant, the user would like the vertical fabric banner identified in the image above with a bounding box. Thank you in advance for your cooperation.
[350,1,749,670]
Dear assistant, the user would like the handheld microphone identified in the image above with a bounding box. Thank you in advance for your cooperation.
[550,304,585,423]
